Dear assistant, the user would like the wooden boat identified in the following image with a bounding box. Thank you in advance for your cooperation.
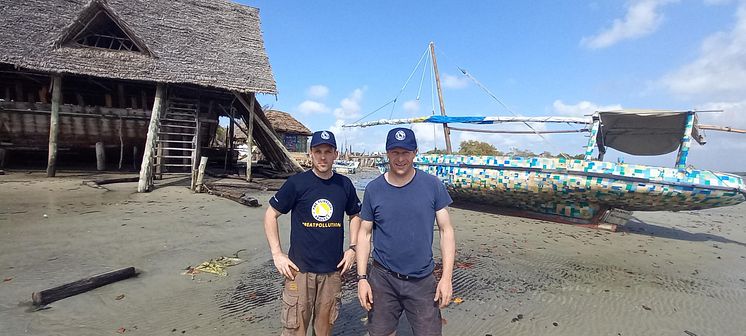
[343,43,746,229]
[351,112,746,228]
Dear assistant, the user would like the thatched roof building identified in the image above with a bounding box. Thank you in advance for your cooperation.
[0,0,302,189]
[265,110,312,136]
[0,0,276,93]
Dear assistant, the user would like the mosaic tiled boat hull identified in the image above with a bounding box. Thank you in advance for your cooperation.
[388,155,746,221]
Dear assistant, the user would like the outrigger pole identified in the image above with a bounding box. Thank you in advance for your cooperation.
[430,42,453,153]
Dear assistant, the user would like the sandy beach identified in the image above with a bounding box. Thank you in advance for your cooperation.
[1,171,745,336]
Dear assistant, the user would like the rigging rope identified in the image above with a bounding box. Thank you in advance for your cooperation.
[389,46,430,119]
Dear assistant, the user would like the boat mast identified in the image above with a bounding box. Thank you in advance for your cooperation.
[430,42,453,154]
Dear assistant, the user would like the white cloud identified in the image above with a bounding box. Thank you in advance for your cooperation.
[333,88,365,120]
[402,100,420,115]
[306,85,329,99]
[442,73,469,89]
[660,3,746,100]
[696,100,746,128]
[552,100,623,117]
[297,100,329,115]
[581,0,676,49]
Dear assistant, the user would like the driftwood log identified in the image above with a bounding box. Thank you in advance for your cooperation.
[32,267,137,306]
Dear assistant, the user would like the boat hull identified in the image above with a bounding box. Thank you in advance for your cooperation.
[396,154,746,220]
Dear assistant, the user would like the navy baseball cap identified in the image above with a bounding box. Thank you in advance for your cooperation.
[310,130,337,148]
[385,128,417,151]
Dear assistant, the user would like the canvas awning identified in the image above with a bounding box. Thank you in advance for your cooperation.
[597,111,702,156]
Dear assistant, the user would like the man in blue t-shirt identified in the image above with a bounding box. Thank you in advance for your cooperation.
[264,130,361,336]
[356,127,456,336]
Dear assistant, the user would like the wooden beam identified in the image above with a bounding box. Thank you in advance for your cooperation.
[697,124,746,134]
[96,142,105,171]
[32,267,137,306]
[448,126,589,134]
[232,91,303,172]
[246,93,254,182]
[117,84,125,108]
[430,42,452,154]
[137,84,166,192]
[46,76,61,177]
[15,83,23,102]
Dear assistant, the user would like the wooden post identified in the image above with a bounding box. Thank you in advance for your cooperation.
[32,267,137,306]
[140,90,148,111]
[137,84,166,193]
[133,146,139,170]
[233,92,303,172]
[4,87,10,101]
[118,118,124,169]
[46,76,62,177]
[39,85,48,103]
[95,142,105,171]
[15,83,23,102]
[0,148,6,168]
[246,94,255,181]
[75,93,85,107]
[195,156,208,192]
[430,42,452,154]
[117,84,126,108]
[104,94,113,108]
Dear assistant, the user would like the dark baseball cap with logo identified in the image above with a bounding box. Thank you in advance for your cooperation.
[310,130,337,148]
[385,127,417,151]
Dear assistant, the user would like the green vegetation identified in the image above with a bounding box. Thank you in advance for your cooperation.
[457,140,502,156]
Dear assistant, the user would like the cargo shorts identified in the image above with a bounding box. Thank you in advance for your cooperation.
[281,271,342,336]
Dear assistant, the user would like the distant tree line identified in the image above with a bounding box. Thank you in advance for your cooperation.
[424,140,584,159]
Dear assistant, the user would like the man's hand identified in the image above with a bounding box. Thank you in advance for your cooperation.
[357,279,373,311]
[434,278,453,308]
[336,249,356,273]
[272,252,299,280]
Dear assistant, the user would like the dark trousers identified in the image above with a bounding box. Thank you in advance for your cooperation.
[367,263,442,336]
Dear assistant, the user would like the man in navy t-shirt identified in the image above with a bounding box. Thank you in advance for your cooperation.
[264,130,361,336]
[355,127,456,336]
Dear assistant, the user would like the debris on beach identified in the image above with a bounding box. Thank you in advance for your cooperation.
[115,294,125,300]
[184,251,247,277]
[452,297,464,304]
[511,314,524,323]
[32,267,137,306]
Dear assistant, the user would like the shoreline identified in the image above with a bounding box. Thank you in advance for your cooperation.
[1,172,745,335]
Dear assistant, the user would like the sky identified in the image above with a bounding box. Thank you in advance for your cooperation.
[243,0,746,172]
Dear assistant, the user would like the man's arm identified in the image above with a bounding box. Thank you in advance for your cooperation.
[336,213,361,273]
[356,219,374,311]
[434,207,455,308]
[263,206,299,280]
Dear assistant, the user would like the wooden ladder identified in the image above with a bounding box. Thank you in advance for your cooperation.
[154,97,199,177]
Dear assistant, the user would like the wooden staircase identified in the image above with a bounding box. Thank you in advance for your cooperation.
[154,97,199,176]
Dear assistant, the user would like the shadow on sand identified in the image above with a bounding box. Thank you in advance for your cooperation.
[623,218,746,247]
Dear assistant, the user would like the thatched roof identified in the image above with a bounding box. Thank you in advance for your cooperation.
[265,110,312,136]
[0,0,276,94]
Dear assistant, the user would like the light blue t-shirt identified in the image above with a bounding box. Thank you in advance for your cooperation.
[360,169,452,278]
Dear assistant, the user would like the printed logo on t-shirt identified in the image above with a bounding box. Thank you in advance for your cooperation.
[311,199,334,222]
[395,130,406,140]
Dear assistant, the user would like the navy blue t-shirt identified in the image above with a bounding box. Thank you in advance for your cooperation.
[269,170,361,273]
[360,169,452,278]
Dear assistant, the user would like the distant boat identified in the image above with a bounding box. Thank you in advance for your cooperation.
[333,160,360,174]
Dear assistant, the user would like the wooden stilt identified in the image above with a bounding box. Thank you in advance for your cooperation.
[46,76,62,177]
[140,90,147,111]
[95,142,105,171]
[246,93,255,182]
[104,94,113,108]
[137,84,166,193]
[39,86,48,103]
[4,87,10,101]
[75,93,85,107]
[132,146,139,170]
[117,84,126,108]
[118,118,124,170]
[195,156,208,192]
[15,83,23,102]
[0,148,6,168]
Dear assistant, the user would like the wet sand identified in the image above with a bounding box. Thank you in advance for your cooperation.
[1,171,745,335]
